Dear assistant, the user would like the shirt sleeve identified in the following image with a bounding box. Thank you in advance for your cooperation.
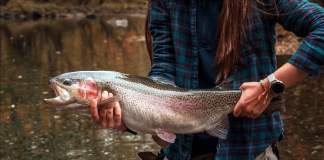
[147,0,176,81]
[275,0,324,76]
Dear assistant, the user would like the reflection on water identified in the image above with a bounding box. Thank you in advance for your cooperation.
[0,15,158,160]
[0,16,323,160]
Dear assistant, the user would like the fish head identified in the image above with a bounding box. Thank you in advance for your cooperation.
[44,74,101,110]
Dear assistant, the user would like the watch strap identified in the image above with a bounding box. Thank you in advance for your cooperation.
[267,73,276,84]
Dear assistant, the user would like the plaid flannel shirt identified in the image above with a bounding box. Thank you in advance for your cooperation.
[148,0,324,159]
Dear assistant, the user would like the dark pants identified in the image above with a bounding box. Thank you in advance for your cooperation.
[136,133,283,160]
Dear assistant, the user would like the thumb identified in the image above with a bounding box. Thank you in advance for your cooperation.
[233,103,242,117]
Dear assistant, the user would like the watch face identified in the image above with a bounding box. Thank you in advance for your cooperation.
[272,82,285,94]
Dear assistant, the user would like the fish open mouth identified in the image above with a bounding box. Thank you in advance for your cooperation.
[44,77,101,111]
[44,83,76,106]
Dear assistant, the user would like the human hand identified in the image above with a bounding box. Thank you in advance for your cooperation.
[90,91,127,131]
[233,81,274,119]
[152,135,169,150]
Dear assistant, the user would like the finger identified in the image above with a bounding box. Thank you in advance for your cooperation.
[251,108,263,119]
[234,99,251,117]
[98,109,108,127]
[249,111,258,119]
[234,85,244,117]
[252,115,259,119]
[106,108,114,128]
[102,91,109,100]
[246,113,253,118]
[90,99,99,124]
[113,102,122,127]
[240,112,249,118]
[108,92,113,98]
[233,103,243,117]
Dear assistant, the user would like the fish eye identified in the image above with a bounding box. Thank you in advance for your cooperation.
[62,79,72,86]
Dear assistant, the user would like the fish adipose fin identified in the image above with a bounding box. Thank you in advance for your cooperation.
[97,96,120,109]
[205,114,229,139]
[156,130,176,143]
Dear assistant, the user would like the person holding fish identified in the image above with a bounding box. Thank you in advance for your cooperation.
[90,0,324,159]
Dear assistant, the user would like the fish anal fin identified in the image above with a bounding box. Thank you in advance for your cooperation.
[205,114,229,139]
[156,130,176,143]
[97,96,120,109]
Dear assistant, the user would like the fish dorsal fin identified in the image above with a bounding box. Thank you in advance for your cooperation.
[156,130,176,143]
[213,82,233,91]
[97,96,120,109]
[151,76,178,88]
[205,114,229,139]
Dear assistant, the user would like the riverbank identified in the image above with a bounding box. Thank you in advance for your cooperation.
[0,1,147,20]
[1,0,322,21]
[0,1,304,56]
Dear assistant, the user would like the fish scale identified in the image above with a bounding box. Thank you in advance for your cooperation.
[44,71,285,143]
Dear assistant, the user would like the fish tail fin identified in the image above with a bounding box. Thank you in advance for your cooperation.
[205,114,229,139]
[262,97,286,115]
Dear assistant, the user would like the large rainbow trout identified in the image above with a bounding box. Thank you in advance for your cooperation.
[44,71,285,143]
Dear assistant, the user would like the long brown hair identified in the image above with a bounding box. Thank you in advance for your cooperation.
[145,0,252,82]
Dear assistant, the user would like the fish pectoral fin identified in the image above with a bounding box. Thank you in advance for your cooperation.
[205,114,229,139]
[97,96,120,109]
[156,130,176,143]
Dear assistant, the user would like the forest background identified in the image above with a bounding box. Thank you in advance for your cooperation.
[0,1,323,55]
[1,0,323,17]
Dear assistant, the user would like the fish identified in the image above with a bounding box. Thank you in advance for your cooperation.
[44,71,285,143]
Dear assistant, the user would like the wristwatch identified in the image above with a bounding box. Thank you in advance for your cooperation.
[267,73,285,97]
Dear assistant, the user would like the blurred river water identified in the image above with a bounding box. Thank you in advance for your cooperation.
[0,15,323,160]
